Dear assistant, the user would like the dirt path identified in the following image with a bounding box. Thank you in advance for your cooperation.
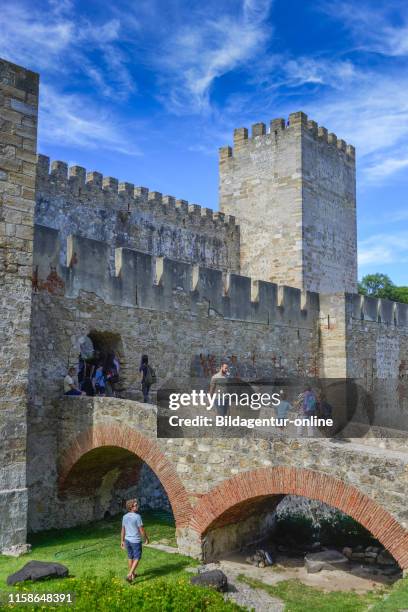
[218,552,397,594]
[146,543,283,610]
[147,543,394,610]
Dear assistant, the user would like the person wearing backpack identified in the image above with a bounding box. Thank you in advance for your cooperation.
[139,354,156,403]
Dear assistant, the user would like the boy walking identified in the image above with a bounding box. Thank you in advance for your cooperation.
[120,499,149,582]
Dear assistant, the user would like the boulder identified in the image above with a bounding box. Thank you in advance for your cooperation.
[365,552,378,559]
[366,546,380,554]
[7,561,69,586]
[377,551,397,567]
[305,550,349,574]
[191,569,228,592]
[2,544,31,557]
[342,547,353,559]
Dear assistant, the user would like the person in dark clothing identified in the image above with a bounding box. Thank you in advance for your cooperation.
[104,351,120,397]
[77,354,85,388]
[139,354,151,403]
[82,361,96,396]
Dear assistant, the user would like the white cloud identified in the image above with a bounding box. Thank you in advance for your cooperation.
[39,85,141,156]
[284,4,408,186]
[0,0,140,155]
[154,0,274,113]
[358,232,408,266]
[321,1,408,57]
[303,69,408,155]
[0,2,133,98]
[282,57,356,87]
[364,155,408,182]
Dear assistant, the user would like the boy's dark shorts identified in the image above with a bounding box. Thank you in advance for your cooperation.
[125,540,142,560]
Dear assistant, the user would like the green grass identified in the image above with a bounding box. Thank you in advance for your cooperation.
[2,513,408,611]
[238,575,408,612]
[370,576,408,611]
[0,512,241,611]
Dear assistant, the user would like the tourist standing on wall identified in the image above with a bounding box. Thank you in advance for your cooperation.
[120,498,149,582]
[139,354,156,403]
[209,360,231,416]
[295,386,318,437]
[93,364,106,396]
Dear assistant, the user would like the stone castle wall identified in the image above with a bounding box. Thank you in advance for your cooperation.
[345,294,408,431]
[318,292,408,431]
[35,156,240,274]
[27,218,323,533]
[219,112,357,294]
[0,60,39,554]
[27,228,408,533]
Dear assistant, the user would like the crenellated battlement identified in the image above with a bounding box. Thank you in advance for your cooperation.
[220,111,355,161]
[36,154,238,232]
[349,293,408,327]
[33,224,408,330]
[33,225,322,328]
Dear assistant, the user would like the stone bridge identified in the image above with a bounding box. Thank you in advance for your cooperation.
[54,397,408,568]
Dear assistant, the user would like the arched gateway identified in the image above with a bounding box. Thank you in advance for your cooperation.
[189,467,408,568]
[58,424,192,528]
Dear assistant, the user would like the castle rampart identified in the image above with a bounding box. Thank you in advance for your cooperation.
[35,155,240,274]
[33,224,321,327]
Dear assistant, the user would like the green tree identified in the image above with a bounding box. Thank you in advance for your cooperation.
[358,274,408,304]
[390,286,408,304]
[358,273,395,298]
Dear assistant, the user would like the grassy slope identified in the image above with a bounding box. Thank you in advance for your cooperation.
[0,512,241,611]
[0,511,181,585]
[1,513,408,611]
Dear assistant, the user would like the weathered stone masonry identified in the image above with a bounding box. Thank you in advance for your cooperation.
[220,113,357,294]
[0,57,408,568]
[0,60,38,555]
[55,399,408,568]
[35,154,240,274]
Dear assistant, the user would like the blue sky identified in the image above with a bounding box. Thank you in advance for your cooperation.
[1,0,407,284]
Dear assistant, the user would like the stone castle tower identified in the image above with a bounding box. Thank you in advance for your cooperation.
[219,111,357,294]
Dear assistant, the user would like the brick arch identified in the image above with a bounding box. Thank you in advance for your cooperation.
[58,425,192,528]
[190,467,408,569]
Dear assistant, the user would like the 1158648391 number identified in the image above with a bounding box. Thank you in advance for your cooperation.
[1,592,75,605]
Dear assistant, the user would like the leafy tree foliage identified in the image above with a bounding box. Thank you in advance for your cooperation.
[358,273,408,304]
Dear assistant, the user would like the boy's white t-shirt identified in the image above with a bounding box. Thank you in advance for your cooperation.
[122,512,143,543]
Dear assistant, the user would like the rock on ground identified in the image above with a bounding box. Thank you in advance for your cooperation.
[191,569,228,592]
[7,561,69,585]
[305,550,349,574]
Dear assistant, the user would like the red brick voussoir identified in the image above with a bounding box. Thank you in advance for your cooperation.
[58,424,192,528]
[189,466,408,569]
